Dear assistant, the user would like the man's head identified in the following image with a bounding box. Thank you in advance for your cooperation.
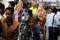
[38,5,44,11]
[23,3,28,11]
[47,7,52,14]
[0,3,5,15]
[8,1,15,8]
[32,2,36,8]
[5,7,14,18]
[37,5,45,15]
[5,7,14,26]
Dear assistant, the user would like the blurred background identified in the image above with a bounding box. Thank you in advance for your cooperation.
[1,0,60,9]
[0,0,60,40]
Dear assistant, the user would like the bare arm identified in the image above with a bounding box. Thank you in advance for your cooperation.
[15,0,23,13]
[1,18,19,36]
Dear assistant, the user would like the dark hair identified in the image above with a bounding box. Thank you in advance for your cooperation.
[23,3,28,9]
[5,7,14,27]
[9,1,15,8]
[28,10,32,14]
[52,7,57,14]
[47,7,52,10]
[0,3,5,9]
[27,3,31,8]
[28,10,32,17]
[57,9,60,11]
[45,7,50,10]
[5,7,14,14]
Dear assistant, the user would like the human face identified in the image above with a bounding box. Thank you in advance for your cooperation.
[37,6,44,15]
[0,8,4,15]
[5,10,13,18]
[48,8,52,14]
[8,3,12,7]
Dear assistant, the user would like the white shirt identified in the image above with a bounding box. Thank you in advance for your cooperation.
[13,10,18,21]
[46,13,55,27]
[53,15,58,27]
[55,11,60,25]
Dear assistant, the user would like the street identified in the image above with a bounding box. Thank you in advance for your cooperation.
[40,33,60,40]
[29,33,60,40]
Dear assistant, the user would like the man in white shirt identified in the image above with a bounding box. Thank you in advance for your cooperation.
[46,13,55,27]
[55,9,60,37]
[45,7,54,40]
[46,7,59,40]
[56,10,60,25]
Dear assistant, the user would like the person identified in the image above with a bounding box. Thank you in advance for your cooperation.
[37,5,46,31]
[22,3,28,17]
[45,7,54,40]
[0,3,5,16]
[28,10,40,40]
[56,9,60,37]
[45,7,59,40]
[7,0,23,21]
[0,3,5,37]
[29,1,37,15]
[8,1,15,8]
[33,16,40,40]
[45,7,52,40]
[28,10,34,31]
[56,9,60,25]
[14,0,18,5]
[4,1,16,20]
[52,7,57,14]
[1,7,19,40]
[27,3,31,9]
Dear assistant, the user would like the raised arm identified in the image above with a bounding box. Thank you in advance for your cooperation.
[15,0,23,13]
[1,18,19,37]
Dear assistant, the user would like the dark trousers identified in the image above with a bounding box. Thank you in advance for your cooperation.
[48,27,59,40]
[0,23,2,37]
[33,27,40,40]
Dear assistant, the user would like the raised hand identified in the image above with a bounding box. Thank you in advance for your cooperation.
[15,0,23,13]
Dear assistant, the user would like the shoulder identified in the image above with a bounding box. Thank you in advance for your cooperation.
[46,14,51,17]
[51,13,55,15]
[56,12,60,16]
[13,20,19,26]
[29,7,33,10]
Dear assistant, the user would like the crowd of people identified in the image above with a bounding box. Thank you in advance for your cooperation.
[0,0,60,40]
